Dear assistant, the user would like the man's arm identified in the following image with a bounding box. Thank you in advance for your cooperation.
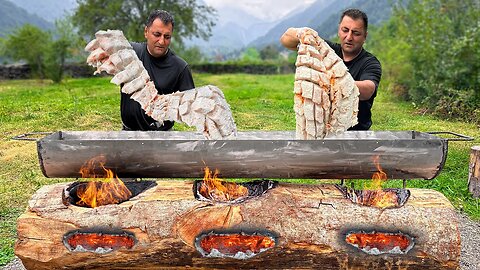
[356,57,382,101]
[355,80,376,100]
[177,65,195,91]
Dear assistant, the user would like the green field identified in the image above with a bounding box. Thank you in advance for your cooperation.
[1,74,479,265]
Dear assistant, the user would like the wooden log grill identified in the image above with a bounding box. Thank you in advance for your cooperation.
[14,130,473,269]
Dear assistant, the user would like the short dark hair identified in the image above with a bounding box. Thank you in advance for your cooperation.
[145,10,175,30]
[340,8,368,32]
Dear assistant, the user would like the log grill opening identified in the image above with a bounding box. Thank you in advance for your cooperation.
[345,231,415,255]
[336,185,411,209]
[63,228,136,254]
[193,178,278,204]
[194,229,277,259]
[63,180,156,208]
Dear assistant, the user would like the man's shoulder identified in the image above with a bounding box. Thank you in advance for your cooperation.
[361,49,380,64]
[325,40,342,55]
[168,50,189,68]
[129,42,146,58]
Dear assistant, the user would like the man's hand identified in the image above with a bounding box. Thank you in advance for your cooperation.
[280,28,301,51]
[280,27,321,50]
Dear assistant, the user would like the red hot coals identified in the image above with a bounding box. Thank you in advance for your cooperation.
[63,229,136,254]
[345,231,414,255]
[195,230,277,259]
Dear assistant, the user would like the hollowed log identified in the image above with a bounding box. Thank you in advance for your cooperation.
[15,181,460,269]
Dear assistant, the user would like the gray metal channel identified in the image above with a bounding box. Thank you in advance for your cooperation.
[36,130,447,180]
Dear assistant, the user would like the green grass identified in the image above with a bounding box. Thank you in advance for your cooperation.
[1,74,479,265]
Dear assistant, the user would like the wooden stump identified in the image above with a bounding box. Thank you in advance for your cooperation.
[468,146,480,198]
[15,181,460,269]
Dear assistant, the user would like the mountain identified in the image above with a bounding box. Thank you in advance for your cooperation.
[249,0,400,49]
[313,0,400,39]
[248,0,335,49]
[186,5,276,59]
[6,0,77,22]
[0,0,53,37]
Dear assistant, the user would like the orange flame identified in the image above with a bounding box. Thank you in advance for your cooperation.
[361,156,398,208]
[360,189,399,209]
[66,232,135,252]
[346,232,412,253]
[200,234,275,255]
[368,156,387,190]
[77,156,132,208]
[199,167,248,202]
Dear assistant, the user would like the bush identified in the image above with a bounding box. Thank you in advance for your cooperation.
[368,0,480,124]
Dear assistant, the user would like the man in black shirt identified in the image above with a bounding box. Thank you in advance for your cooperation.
[280,9,382,130]
[121,10,195,131]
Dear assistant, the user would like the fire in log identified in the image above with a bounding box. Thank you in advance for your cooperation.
[63,180,156,207]
[72,155,132,208]
[336,156,411,209]
[193,167,277,203]
[336,185,411,209]
[15,181,460,269]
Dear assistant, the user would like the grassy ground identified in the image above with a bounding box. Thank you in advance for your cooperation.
[0,74,479,265]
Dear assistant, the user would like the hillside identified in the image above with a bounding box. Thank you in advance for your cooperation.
[314,0,400,39]
[249,0,333,49]
[6,0,77,22]
[0,0,53,37]
[249,0,399,49]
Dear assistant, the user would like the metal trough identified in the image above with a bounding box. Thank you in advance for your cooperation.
[32,130,472,180]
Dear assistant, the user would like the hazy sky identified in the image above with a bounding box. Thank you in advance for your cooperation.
[203,0,316,22]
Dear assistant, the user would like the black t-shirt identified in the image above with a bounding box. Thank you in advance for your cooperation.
[120,42,195,131]
[326,40,382,130]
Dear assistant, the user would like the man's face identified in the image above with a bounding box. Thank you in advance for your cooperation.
[338,16,367,57]
[144,18,173,58]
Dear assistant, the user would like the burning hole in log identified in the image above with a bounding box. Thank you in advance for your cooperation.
[345,231,414,255]
[63,180,156,208]
[336,185,410,209]
[195,230,277,259]
[336,156,410,209]
[63,229,136,254]
[62,155,157,208]
[193,167,277,203]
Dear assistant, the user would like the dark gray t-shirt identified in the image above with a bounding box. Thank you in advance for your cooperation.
[121,42,195,131]
[326,40,382,130]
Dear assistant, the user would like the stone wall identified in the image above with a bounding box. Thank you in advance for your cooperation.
[0,64,97,80]
[0,63,295,80]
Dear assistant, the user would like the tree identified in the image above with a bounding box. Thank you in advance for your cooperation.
[259,45,280,61]
[240,47,261,63]
[2,24,50,78]
[44,17,83,83]
[1,18,84,82]
[72,0,217,48]
[369,0,480,122]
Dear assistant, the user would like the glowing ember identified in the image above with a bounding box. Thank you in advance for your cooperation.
[345,231,414,255]
[76,156,132,208]
[198,167,248,202]
[64,230,136,253]
[196,231,276,259]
